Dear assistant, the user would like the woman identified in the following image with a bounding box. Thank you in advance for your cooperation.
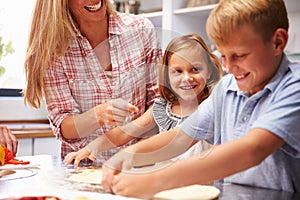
[24,0,162,166]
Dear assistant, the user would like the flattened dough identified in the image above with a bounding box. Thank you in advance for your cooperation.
[68,168,102,185]
[153,185,220,200]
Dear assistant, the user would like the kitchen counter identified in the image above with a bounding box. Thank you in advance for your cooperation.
[0,155,138,200]
[0,155,299,200]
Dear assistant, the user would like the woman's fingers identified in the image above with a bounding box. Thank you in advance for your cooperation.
[0,126,18,155]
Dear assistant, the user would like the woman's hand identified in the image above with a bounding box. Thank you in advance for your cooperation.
[95,98,139,126]
[63,98,139,139]
[0,126,18,155]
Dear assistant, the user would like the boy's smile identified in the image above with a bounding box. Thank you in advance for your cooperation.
[217,24,282,95]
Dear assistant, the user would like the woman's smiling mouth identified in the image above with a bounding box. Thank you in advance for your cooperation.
[84,1,102,12]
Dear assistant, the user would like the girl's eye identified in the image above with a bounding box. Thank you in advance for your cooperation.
[192,66,202,72]
[175,69,182,74]
[170,69,182,74]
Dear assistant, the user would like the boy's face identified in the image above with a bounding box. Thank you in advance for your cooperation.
[217,24,281,95]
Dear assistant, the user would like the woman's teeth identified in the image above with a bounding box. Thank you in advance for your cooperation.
[85,1,102,12]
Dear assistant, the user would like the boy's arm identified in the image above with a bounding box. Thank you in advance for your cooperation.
[108,128,284,198]
[154,128,284,191]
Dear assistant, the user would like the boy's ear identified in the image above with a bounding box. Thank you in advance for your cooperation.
[273,28,288,55]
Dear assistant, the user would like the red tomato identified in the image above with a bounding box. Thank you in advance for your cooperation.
[6,159,30,165]
[0,145,15,163]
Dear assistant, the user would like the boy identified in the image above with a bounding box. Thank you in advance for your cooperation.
[102,0,300,198]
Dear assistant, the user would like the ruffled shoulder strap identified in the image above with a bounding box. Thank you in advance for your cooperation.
[153,98,188,132]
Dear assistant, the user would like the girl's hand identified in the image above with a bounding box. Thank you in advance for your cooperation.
[95,98,139,126]
[64,147,93,168]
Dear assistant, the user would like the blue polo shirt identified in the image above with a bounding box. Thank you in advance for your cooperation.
[180,55,300,192]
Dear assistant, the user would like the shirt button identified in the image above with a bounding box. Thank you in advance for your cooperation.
[242,116,248,122]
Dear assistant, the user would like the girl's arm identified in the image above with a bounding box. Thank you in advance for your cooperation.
[64,108,158,167]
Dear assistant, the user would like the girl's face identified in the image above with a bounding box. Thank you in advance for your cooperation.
[68,0,107,25]
[168,49,211,102]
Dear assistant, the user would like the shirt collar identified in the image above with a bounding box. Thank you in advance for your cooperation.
[108,13,123,35]
[72,13,124,39]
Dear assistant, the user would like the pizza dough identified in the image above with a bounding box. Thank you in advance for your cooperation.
[67,167,102,185]
[153,185,220,200]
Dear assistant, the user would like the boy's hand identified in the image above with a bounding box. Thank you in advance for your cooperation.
[101,150,135,192]
[101,164,120,193]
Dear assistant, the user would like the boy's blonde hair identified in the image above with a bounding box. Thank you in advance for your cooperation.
[24,0,117,108]
[159,34,223,104]
[206,0,289,45]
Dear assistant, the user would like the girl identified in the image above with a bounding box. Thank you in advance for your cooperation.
[64,34,223,167]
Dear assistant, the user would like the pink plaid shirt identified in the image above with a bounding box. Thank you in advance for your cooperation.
[44,13,162,166]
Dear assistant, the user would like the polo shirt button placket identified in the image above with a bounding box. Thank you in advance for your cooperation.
[242,116,249,122]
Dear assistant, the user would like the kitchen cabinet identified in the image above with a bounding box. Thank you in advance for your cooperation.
[0,96,61,158]
[17,137,61,158]
[138,0,300,54]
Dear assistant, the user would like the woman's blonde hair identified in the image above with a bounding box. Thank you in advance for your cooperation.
[24,0,116,108]
[206,0,289,46]
[159,34,223,104]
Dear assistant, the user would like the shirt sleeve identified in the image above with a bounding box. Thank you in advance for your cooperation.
[179,78,228,145]
[179,89,218,143]
[252,75,300,157]
[44,59,83,146]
